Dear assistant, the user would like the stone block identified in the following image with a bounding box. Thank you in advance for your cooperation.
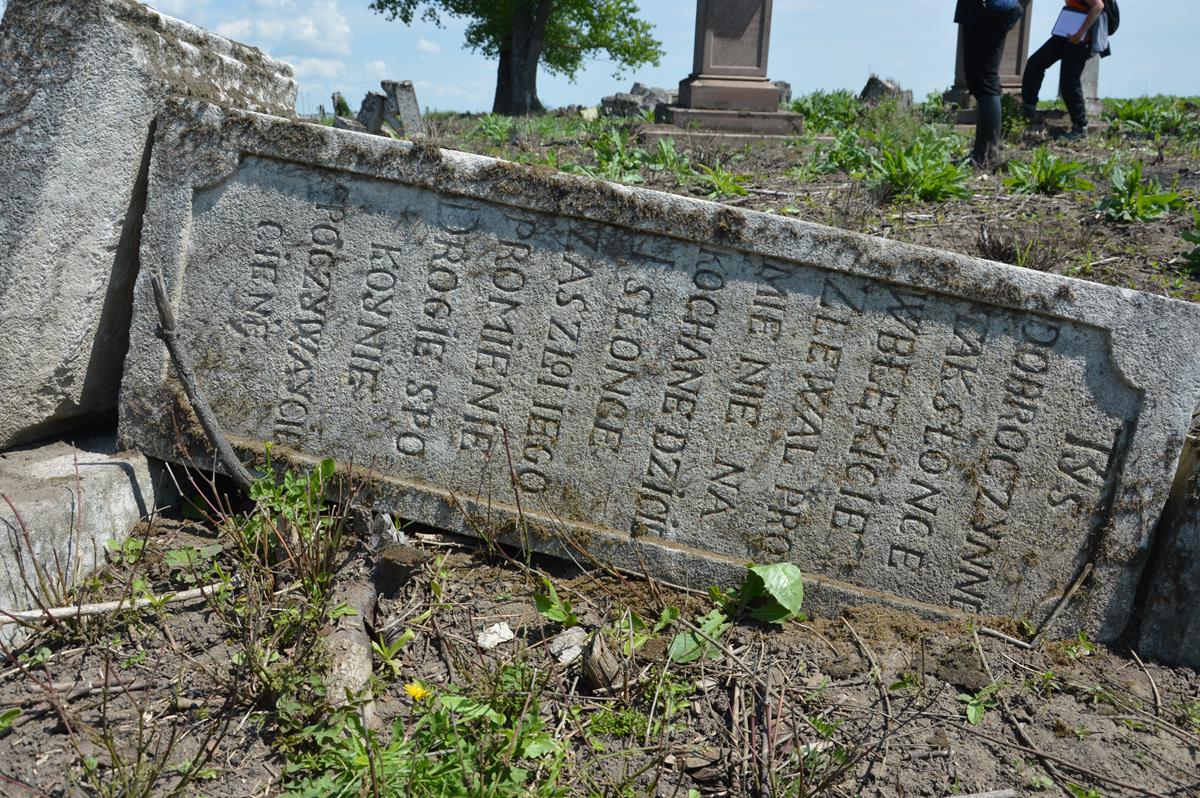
[357,90,387,134]
[860,76,912,109]
[678,76,783,112]
[601,92,644,118]
[0,0,297,449]
[334,115,368,133]
[655,105,803,136]
[0,431,177,623]
[381,80,424,138]
[1138,427,1200,667]
[121,100,1200,642]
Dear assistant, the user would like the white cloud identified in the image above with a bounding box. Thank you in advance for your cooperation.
[215,19,253,39]
[291,0,351,55]
[244,0,351,55]
[416,38,441,56]
[147,0,210,18]
[364,59,388,79]
[284,56,347,80]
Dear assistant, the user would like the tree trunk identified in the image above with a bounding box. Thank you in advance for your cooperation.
[493,47,515,115]
[491,0,552,116]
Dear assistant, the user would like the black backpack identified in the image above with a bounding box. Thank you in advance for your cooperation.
[1105,0,1120,35]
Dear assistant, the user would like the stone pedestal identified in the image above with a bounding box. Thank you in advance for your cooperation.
[649,0,802,145]
[947,0,1034,120]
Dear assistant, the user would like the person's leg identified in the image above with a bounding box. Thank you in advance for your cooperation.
[970,8,1022,166]
[1022,36,1065,115]
[1059,44,1092,131]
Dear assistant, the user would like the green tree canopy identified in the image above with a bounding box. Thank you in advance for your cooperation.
[368,0,664,115]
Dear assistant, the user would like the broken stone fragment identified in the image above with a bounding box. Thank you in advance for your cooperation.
[0,0,297,448]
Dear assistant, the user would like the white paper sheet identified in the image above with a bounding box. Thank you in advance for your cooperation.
[1052,8,1089,38]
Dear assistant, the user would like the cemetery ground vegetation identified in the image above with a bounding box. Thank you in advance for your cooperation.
[402,91,1200,300]
[0,456,1198,796]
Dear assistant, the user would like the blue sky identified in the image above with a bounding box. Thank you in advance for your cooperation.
[3,0,1197,114]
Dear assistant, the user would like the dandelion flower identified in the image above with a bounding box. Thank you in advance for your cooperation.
[404,681,431,701]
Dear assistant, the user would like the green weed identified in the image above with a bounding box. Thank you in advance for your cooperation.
[533,577,580,628]
[719,562,806,625]
[0,707,20,734]
[567,126,645,183]
[637,138,693,181]
[818,128,873,175]
[1106,96,1199,138]
[667,608,730,664]
[696,162,748,198]
[790,89,862,133]
[590,706,650,738]
[1095,161,1184,222]
[105,537,146,567]
[1005,147,1093,195]
[283,694,567,798]
[1180,208,1200,271]
[957,682,1006,726]
[869,132,971,202]
[473,114,516,146]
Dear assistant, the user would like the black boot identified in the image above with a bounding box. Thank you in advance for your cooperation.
[972,94,1003,169]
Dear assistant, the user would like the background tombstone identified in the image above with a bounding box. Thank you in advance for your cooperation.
[122,99,1200,658]
[0,0,297,449]
[678,0,782,111]
[1080,56,1102,120]
[357,91,388,134]
[649,0,803,144]
[946,0,1034,118]
[381,80,424,138]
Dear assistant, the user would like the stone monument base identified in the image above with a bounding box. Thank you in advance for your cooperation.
[679,76,783,112]
[646,105,804,146]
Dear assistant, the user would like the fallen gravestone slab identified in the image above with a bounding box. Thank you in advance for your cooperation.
[121,99,1200,646]
[0,0,296,449]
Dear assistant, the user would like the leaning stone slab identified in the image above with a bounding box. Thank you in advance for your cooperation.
[121,99,1200,644]
[381,80,424,138]
[1138,430,1200,668]
[0,431,177,634]
[0,0,297,449]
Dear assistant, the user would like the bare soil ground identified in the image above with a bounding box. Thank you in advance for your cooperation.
[1,508,1197,798]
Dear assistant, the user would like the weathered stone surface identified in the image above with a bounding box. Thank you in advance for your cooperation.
[357,90,387,134]
[381,79,424,138]
[122,100,1200,641]
[860,75,913,109]
[0,0,297,449]
[602,83,676,118]
[1138,429,1200,667]
[334,115,367,132]
[0,431,177,625]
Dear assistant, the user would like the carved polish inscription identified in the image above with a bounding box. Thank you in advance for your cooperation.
[185,155,1140,619]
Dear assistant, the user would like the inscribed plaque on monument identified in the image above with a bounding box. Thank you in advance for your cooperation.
[122,101,1200,640]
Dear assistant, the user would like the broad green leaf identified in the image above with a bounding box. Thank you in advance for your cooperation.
[746,563,804,623]
[0,707,20,732]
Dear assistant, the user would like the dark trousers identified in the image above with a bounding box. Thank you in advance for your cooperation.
[1023,36,1093,128]
[959,5,1023,162]
[961,6,1024,99]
